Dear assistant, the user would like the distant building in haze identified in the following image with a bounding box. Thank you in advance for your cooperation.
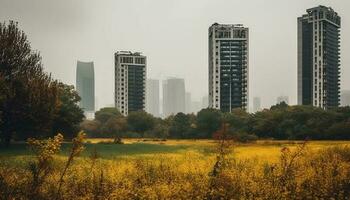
[297,6,341,109]
[253,97,261,112]
[162,78,185,117]
[201,95,209,109]
[191,101,202,114]
[115,51,146,116]
[146,79,160,117]
[208,23,249,112]
[341,90,350,106]
[277,96,289,105]
[76,61,95,117]
[185,92,192,114]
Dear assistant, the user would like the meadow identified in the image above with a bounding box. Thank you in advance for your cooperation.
[0,138,350,199]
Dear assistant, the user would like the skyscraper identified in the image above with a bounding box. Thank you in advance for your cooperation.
[253,97,261,113]
[115,51,146,116]
[162,78,185,117]
[341,90,350,107]
[146,79,160,117]
[76,61,95,114]
[208,23,249,112]
[298,6,341,109]
[277,96,289,104]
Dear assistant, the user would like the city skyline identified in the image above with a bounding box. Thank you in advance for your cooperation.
[1,0,349,110]
[76,61,95,116]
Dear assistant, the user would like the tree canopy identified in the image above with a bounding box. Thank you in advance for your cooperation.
[0,21,84,145]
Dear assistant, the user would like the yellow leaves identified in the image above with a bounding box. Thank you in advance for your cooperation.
[2,141,350,199]
[27,133,64,163]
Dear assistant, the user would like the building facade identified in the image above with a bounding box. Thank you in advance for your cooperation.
[162,78,185,117]
[146,79,160,117]
[76,61,95,115]
[115,51,146,116]
[297,6,341,109]
[208,23,249,112]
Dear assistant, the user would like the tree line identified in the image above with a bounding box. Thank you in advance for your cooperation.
[0,21,84,146]
[81,102,350,141]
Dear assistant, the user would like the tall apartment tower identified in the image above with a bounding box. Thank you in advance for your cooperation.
[162,78,185,117]
[298,6,341,109]
[76,61,95,115]
[208,23,249,112]
[146,79,160,117]
[115,51,146,116]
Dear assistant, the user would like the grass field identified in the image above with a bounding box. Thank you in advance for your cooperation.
[1,139,350,199]
[1,138,349,161]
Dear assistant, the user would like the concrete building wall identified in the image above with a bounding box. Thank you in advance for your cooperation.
[146,79,160,117]
[208,23,249,112]
[162,78,185,117]
[115,51,146,116]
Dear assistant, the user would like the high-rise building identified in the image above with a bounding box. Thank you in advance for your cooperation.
[146,79,160,117]
[76,61,95,115]
[162,78,185,116]
[341,90,350,107]
[298,6,341,109]
[277,96,289,104]
[253,97,261,113]
[115,51,146,116]
[208,23,249,112]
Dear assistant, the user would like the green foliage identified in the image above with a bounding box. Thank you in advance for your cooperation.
[52,83,84,138]
[250,105,350,140]
[127,111,155,135]
[169,112,192,138]
[0,21,60,145]
[103,116,127,142]
[79,120,101,137]
[95,107,122,124]
[152,118,169,139]
[196,108,223,138]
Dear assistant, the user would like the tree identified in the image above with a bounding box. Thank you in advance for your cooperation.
[270,101,289,110]
[95,107,122,124]
[102,116,127,142]
[169,112,191,138]
[223,108,250,132]
[52,83,85,138]
[80,120,101,137]
[196,108,223,138]
[0,21,59,145]
[127,111,155,136]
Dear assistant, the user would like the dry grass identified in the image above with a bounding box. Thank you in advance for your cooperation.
[0,139,350,199]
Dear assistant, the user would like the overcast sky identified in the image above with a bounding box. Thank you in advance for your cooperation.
[0,0,349,110]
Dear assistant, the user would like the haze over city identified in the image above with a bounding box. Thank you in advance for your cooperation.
[1,0,349,110]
